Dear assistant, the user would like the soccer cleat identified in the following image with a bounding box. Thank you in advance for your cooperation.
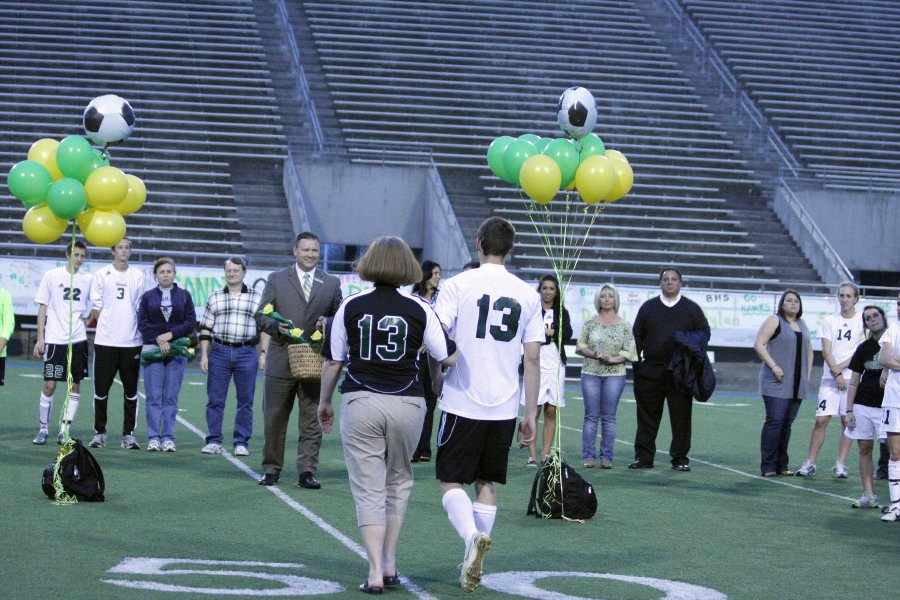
[89,433,107,448]
[795,460,816,477]
[851,493,879,509]
[234,445,249,457]
[880,505,900,522]
[201,442,223,455]
[32,428,49,445]
[460,531,491,593]
[832,463,849,479]
[161,440,176,453]
[121,435,140,450]
[147,439,161,452]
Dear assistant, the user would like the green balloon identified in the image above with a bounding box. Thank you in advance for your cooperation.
[56,135,95,182]
[47,177,87,220]
[534,138,553,153]
[518,133,541,147]
[87,148,110,172]
[544,138,580,188]
[578,133,606,161]
[8,160,52,207]
[502,139,537,186]
[487,136,515,182]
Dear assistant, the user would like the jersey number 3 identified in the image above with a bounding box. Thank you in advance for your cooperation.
[475,295,521,342]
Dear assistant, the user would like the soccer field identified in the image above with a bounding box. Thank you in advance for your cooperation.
[0,359,896,600]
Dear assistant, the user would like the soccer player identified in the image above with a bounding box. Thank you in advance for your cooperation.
[797,282,863,478]
[0,285,13,386]
[432,217,543,593]
[879,294,900,522]
[32,240,93,445]
[89,238,145,450]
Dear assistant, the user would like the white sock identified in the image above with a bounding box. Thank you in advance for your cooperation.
[442,488,477,544]
[65,393,80,423]
[889,460,900,506]
[472,502,497,536]
[38,394,53,428]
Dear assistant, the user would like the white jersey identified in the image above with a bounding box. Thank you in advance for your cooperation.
[819,312,864,385]
[880,323,900,409]
[34,267,93,344]
[91,263,144,347]
[434,263,544,420]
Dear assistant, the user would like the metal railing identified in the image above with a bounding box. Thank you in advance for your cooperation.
[275,0,324,151]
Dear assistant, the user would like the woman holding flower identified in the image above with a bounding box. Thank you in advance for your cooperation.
[317,237,457,594]
[138,257,197,452]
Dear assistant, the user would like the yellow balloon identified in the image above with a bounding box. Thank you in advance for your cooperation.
[519,155,561,205]
[27,138,64,181]
[84,166,129,209]
[575,155,615,205]
[605,149,629,164]
[78,208,127,247]
[113,174,147,215]
[605,159,634,203]
[23,203,68,243]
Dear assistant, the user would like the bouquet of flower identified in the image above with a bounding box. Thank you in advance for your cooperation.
[141,337,196,365]
[259,303,294,328]
[258,303,324,347]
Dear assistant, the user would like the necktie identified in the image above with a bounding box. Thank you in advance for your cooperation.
[302,273,312,301]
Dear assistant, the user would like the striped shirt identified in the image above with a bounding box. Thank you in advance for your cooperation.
[199,284,262,344]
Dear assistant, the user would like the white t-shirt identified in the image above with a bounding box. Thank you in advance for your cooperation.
[34,267,93,344]
[880,323,900,409]
[434,263,544,420]
[819,312,863,385]
[91,263,144,346]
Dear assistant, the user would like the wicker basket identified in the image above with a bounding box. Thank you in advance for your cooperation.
[288,343,324,380]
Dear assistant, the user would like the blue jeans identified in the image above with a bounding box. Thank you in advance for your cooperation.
[581,374,627,462]
[143,356,187,442]
[760,395,802,474]
[205,343,258,447]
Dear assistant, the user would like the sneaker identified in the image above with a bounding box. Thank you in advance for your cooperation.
[851,493,879,509]
[201,442,223,455]
[32,428,49,445]
[795,460,816,477]
[89,433,107,448]
[526,458,537,467]
[161,440,176,453]
[583,460,595,469]
[121,435,140,450]
[147,439,161,452]
[234,445,249,457]
[833,462,849,479]
[460,532,491,592]
[881,505,900,522]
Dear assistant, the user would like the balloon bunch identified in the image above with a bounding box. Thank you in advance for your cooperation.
[6,95,143,247]
[486,86,634,205]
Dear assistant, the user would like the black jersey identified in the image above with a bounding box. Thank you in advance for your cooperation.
[325,284,454,395]
[848,336,885,408]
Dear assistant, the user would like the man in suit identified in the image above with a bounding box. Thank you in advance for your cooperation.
[255,232,342,488]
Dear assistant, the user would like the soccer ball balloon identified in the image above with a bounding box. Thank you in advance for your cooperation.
[83,95,135,147]
[557,86,597,139]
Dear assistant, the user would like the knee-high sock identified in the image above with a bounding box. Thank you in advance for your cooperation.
[889,460,900,506]
[38,394,53,428]
[65,393,80,423]
[472,502,497,536]
[442,488,477,544]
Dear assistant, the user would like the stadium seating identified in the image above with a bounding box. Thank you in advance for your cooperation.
[0,1,285,264]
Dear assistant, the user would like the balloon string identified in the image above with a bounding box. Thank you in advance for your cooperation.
[53,221,79,504]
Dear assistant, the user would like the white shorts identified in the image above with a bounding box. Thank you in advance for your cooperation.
[816,384,847,417]
[844,405,883,441]
[881,406,900,439]
[521,369,566,407]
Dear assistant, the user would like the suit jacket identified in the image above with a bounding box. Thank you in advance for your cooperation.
[255,266,342,379]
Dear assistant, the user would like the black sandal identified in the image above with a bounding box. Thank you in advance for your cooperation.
[359,580,383,595]
[383,573,401,588]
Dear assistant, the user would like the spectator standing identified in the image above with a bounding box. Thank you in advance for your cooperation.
[433,217,543,592]
[0,285,13,386]
[797,282,863,478]
[255,232,342,488]
[411,259,441,463]
[629,268,710,471]
[318,237,457,595]
[138,257,197,452]
[32,240,92,445]
[198,257,263,456]
[754,290,813,477]
[577,283,637,469]
[89,238,145,450]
